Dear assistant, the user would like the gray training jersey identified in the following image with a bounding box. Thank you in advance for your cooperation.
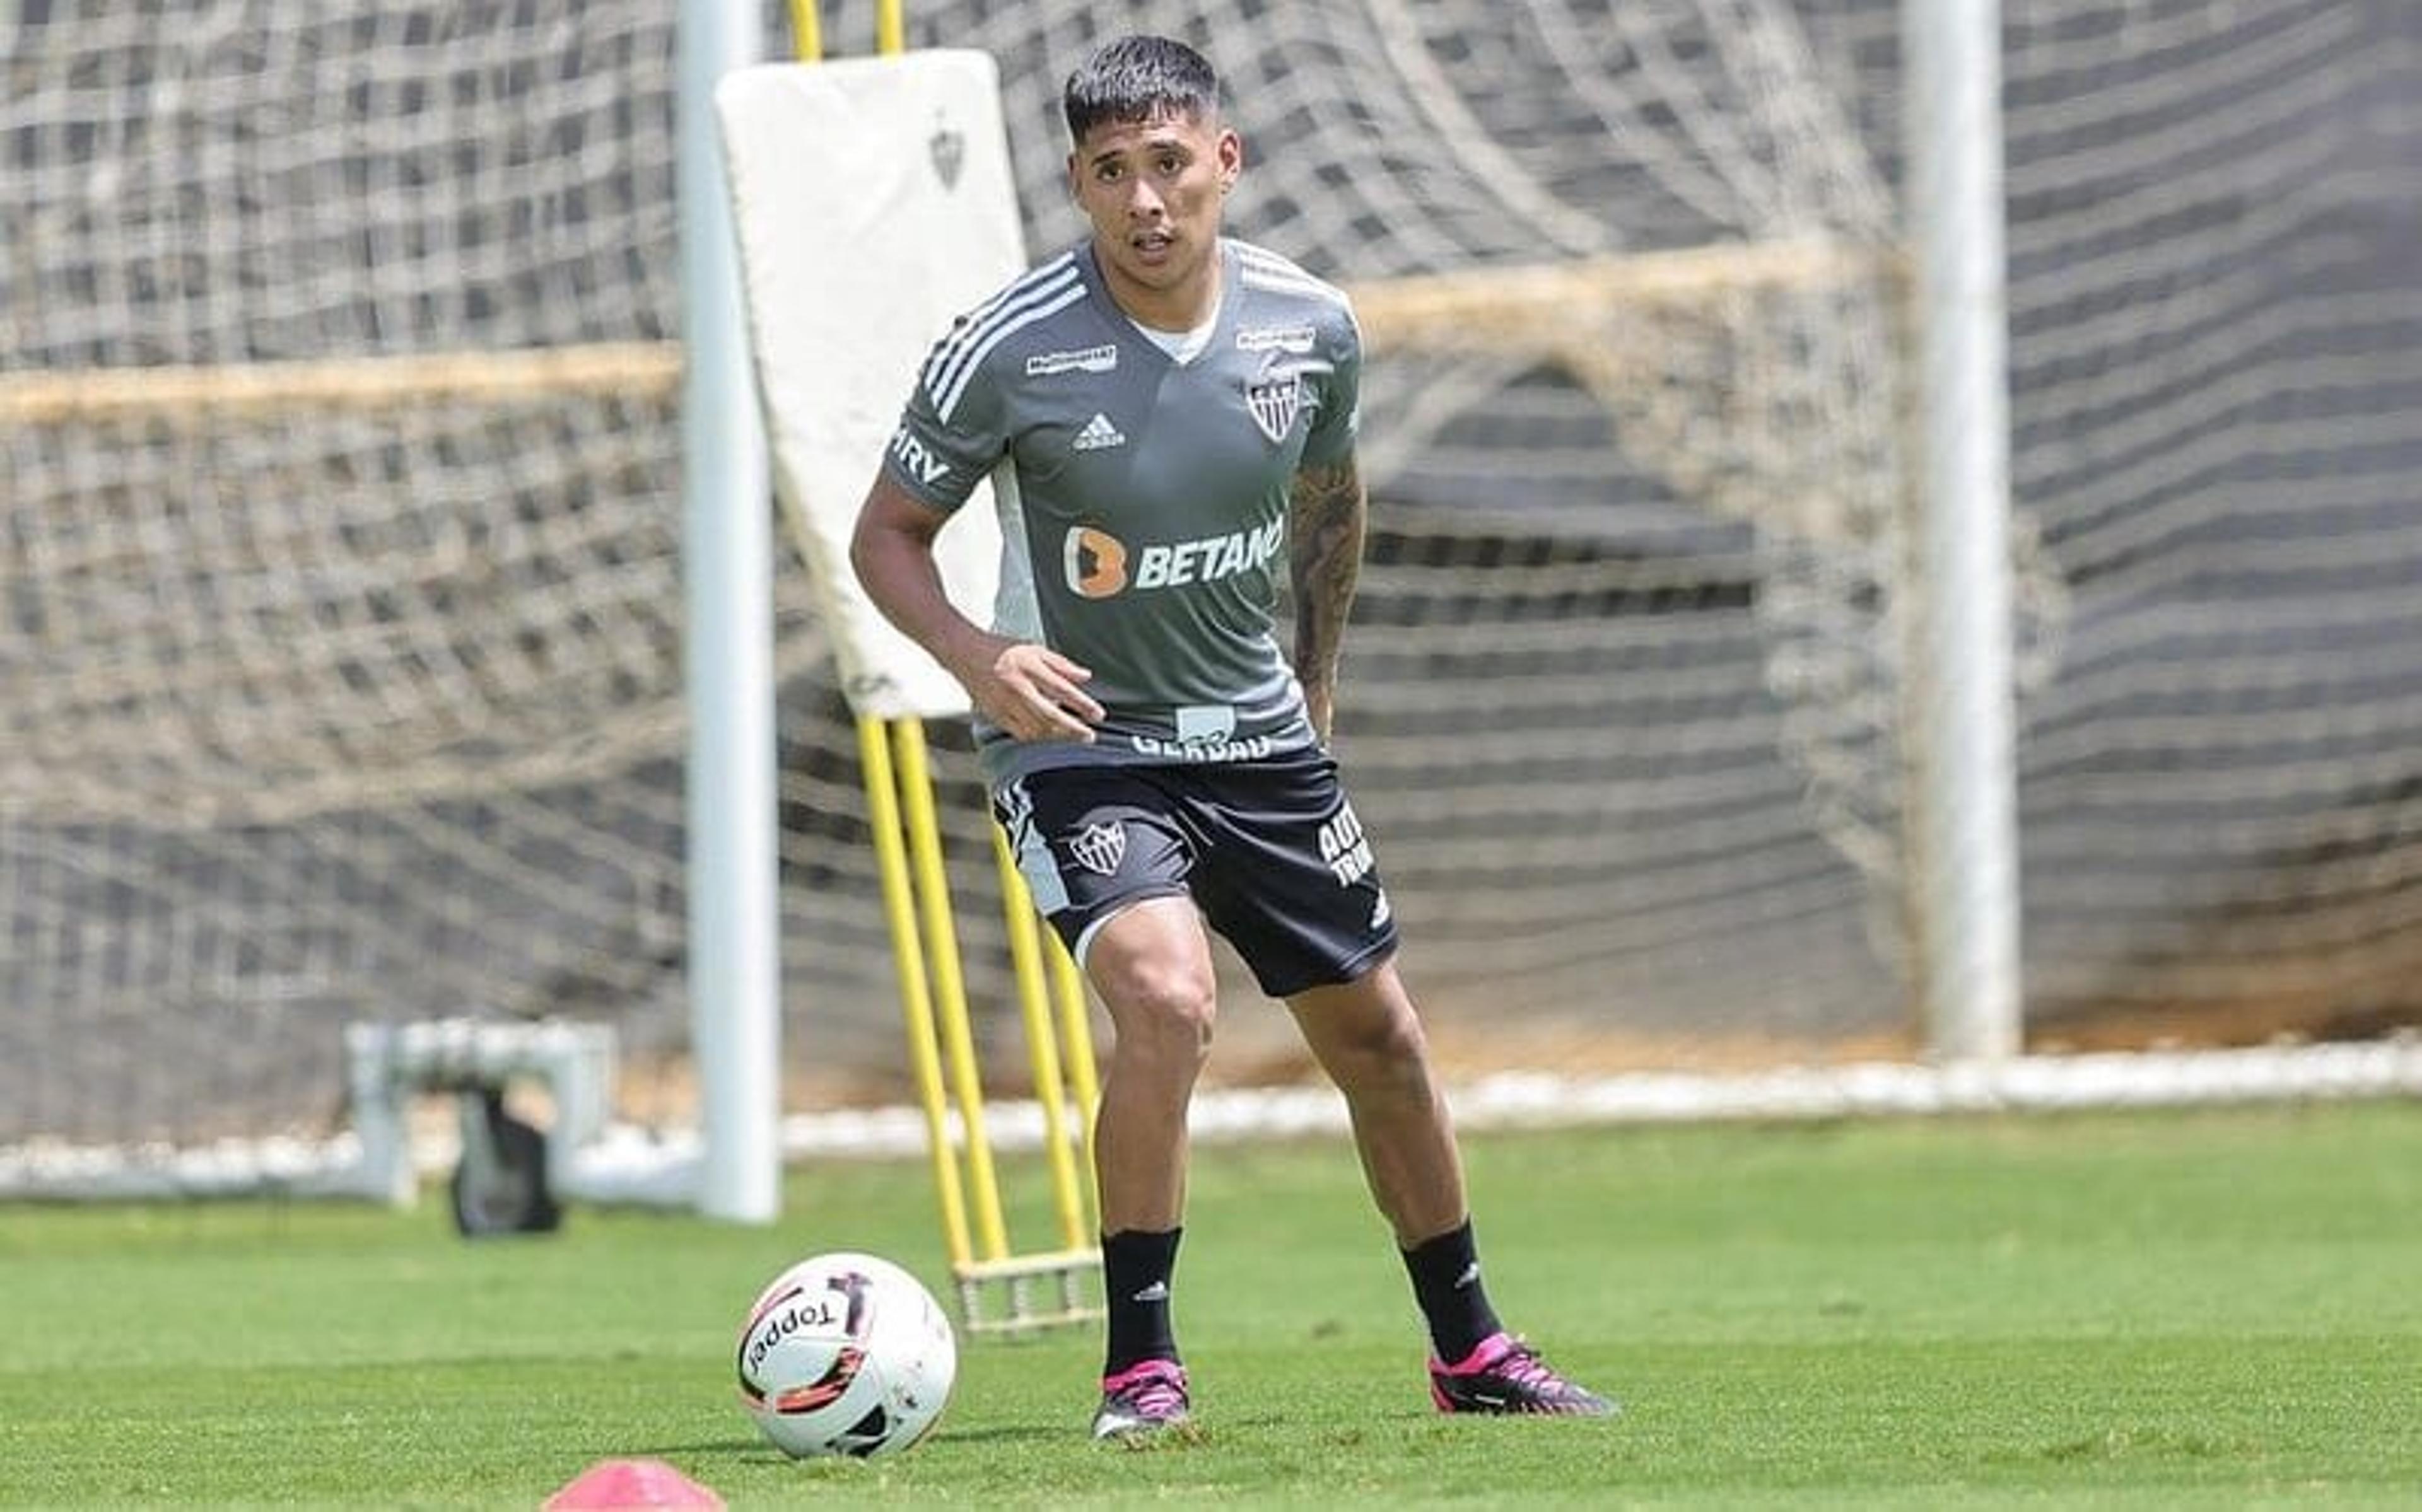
[883,238,1362,784]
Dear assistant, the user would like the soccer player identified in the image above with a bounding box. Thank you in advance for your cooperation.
[850,33,1613,1439]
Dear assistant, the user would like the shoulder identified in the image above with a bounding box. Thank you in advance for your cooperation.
[917,249,1092,419]
[1230,240,1351,311]
[1228,239,1360,354]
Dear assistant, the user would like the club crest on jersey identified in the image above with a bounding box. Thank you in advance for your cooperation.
[1244,373,1303,444]
[1067,820,1127,877]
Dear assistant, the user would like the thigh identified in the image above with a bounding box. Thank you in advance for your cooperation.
[994,765,1195,968]
[1186,750,1400,999]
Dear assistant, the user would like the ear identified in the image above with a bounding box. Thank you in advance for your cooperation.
[1217,128,1244,192]
[1065,149,1082,200]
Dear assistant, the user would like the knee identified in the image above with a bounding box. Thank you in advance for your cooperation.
[1100,954,1218,1068]
[1330,1003,1429,1081]
[1294,977,1435,1093]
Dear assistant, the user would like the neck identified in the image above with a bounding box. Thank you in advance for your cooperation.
[1101,240,1223,332]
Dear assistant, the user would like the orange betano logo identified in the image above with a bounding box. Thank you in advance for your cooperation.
[1065,526,1128,598]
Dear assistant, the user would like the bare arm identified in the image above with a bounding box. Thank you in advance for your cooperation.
[850,470,1102,742]
[1287,454,1366,745]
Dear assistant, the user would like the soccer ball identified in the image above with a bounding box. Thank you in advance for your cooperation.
[734,1251,957,1459]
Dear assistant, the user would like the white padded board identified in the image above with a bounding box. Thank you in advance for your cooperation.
[715,51,1024,719]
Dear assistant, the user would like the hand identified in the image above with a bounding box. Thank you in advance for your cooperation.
[956,634,1103,743]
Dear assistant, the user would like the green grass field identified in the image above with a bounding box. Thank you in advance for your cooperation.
[3,1102,2418,1508]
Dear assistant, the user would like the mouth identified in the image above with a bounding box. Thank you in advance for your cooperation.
[1130,228,1176,261]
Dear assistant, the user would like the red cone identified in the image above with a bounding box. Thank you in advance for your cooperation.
[543,1458,724,1510]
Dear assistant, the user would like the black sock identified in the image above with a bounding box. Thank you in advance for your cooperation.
[1101,1227,1182,1376]
[1401,1218,1503,1364]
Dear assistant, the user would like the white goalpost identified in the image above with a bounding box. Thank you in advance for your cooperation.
[678,0,782,1224]
[1898,0,2022,1061]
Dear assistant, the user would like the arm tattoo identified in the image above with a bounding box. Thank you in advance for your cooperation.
[1289,457,1366,706]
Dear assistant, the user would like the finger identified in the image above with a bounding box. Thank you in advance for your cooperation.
[1017,661,1102,726]
[1029,692,1097,741]
[1031,644,1099,697]
[1034,648,1094,683]
[1046,679,1105,726]
[989,680,1089,742]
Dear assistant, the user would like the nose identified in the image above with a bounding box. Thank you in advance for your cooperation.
[1126,177,1166,221]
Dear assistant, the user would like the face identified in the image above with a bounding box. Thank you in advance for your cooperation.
[1067,107,1243,325]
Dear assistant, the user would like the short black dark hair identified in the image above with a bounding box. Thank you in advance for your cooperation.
[1062,34,1221,145]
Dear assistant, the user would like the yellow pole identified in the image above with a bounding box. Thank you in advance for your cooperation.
[1046,936,1101,1194]
[992,830,1091,1250]
[786,0,821,62]
[829,0,1100,1325]
[892,718,1011,1262]
[857,716,973,1271]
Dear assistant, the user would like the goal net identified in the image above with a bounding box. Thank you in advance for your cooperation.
[4,1,2417,1182]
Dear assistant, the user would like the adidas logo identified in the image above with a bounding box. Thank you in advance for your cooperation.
[1130,1281,1170,1304]
[1072,412,1126,451]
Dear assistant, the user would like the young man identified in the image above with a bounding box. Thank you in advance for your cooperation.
[850,33,1613,1439]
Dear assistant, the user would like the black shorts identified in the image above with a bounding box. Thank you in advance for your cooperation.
[993,747,1399,999]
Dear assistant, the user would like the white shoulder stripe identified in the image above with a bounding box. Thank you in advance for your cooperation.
[1239,265,1346,305]
[922,255,1079,399]
[924,274,1077,414]
[1233,248,1336,286]
[1236,274,1348,310]
[1232,243,1348,306]
[954,250,1078,335]
[925,254,1080,387]
[935,284,1089,422]
[931,253,1077,370]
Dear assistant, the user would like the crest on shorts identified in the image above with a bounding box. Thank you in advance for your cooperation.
[1244,373,1302,444]
[1066,820,1127,877]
